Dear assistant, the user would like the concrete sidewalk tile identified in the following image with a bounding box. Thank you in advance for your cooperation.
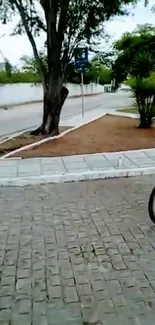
[144,149,155,157]
[129,157,155,167]
[42,163,65,171]
[66,168,91,174]
[0,159,18,167]
[42,169,67,175]
[22,158,41,164]
[0,166,17,177]
[90,166,115,171]
[41,157,63,164]
[63,156,85,163]
[145,155,155,162]
[84,155,107,162]
[113,159,137,169]
[86,159,114,169]
[124,151,148,158]
[64,161,88,170]
[103,153,126,160]
[17,162,41,176]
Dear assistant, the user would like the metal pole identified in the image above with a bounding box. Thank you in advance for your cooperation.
[81,72,84,117]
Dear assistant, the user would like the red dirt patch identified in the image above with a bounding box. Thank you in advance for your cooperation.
[0,126,70,156]
[11,115,155,158]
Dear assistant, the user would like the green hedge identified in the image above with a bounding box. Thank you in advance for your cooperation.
[0,72,41,84]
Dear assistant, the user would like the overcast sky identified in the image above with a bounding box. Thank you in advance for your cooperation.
[0,1,154,65]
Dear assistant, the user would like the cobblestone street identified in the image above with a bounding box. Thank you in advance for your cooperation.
[0,176,155,324]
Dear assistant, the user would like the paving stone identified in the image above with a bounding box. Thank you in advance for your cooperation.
[15,298,32,314]
[106,280,122,295]
[33,315,48,325]
[112,295,126,307]
[12,314,32,325]
[98,299,114,313]
[0,297,13,309]
[63,287,79,303]
[92,280,105,292]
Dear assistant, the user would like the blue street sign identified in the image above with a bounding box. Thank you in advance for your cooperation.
[74,48,88,72]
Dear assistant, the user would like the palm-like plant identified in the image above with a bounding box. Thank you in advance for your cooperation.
[130,52,155,79]
[126,52,155,128]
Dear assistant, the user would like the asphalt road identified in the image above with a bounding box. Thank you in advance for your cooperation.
[0,91,133,139]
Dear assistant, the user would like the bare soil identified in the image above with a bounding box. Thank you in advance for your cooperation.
[0,126,70,156]
[8,115,155,158]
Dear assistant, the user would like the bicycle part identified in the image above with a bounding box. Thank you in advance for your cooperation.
[148,186,155,224]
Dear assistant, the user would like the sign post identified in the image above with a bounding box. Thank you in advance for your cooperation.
[74,48,88,118]
[81,72,84,117]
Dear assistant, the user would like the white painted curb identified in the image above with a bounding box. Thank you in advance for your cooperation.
[0,128,35,145]
[1,166,155,187]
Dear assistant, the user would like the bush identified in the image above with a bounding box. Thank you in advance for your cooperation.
[125,52,155,128]
[126,74,155,128]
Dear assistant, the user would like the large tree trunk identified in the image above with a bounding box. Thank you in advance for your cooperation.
[31,83,69,136]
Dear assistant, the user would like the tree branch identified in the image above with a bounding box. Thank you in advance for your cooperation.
[57,0,70,55]
[14,0,47,90]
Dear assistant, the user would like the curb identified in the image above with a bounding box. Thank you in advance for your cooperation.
[1,166,155,187]
[0,92,103,112]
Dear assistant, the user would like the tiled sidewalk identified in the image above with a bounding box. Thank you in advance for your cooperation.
[0,149,155,183]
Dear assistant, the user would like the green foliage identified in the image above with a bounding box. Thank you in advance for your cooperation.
[129,52,155,79]
[112,24,155,87]
[20,55,112,85]
[85,63,112,84]
[125,52,155,128]
[0,71,40,84]
[0,0,139,88]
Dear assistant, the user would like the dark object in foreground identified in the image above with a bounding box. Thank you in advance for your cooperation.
[148,186,155,224]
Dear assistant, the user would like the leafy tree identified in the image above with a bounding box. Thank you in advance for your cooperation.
[20,54,112,85]
[112,24,155,88]
[0,0,138,135]
[85,62,112,84]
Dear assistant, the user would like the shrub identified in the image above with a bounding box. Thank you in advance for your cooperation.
[126,75,155,128]
[126,52,155,128]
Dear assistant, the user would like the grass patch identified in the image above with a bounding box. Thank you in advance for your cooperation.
[117,107,138,114]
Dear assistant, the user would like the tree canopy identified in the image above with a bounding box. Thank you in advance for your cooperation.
[0,0,139,135]
[112,24,155,87]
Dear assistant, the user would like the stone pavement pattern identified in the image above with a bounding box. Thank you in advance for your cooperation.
[1,149,155,179]
[0,176,155,324]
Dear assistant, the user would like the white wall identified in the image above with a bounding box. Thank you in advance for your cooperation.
[0,82,105,107]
